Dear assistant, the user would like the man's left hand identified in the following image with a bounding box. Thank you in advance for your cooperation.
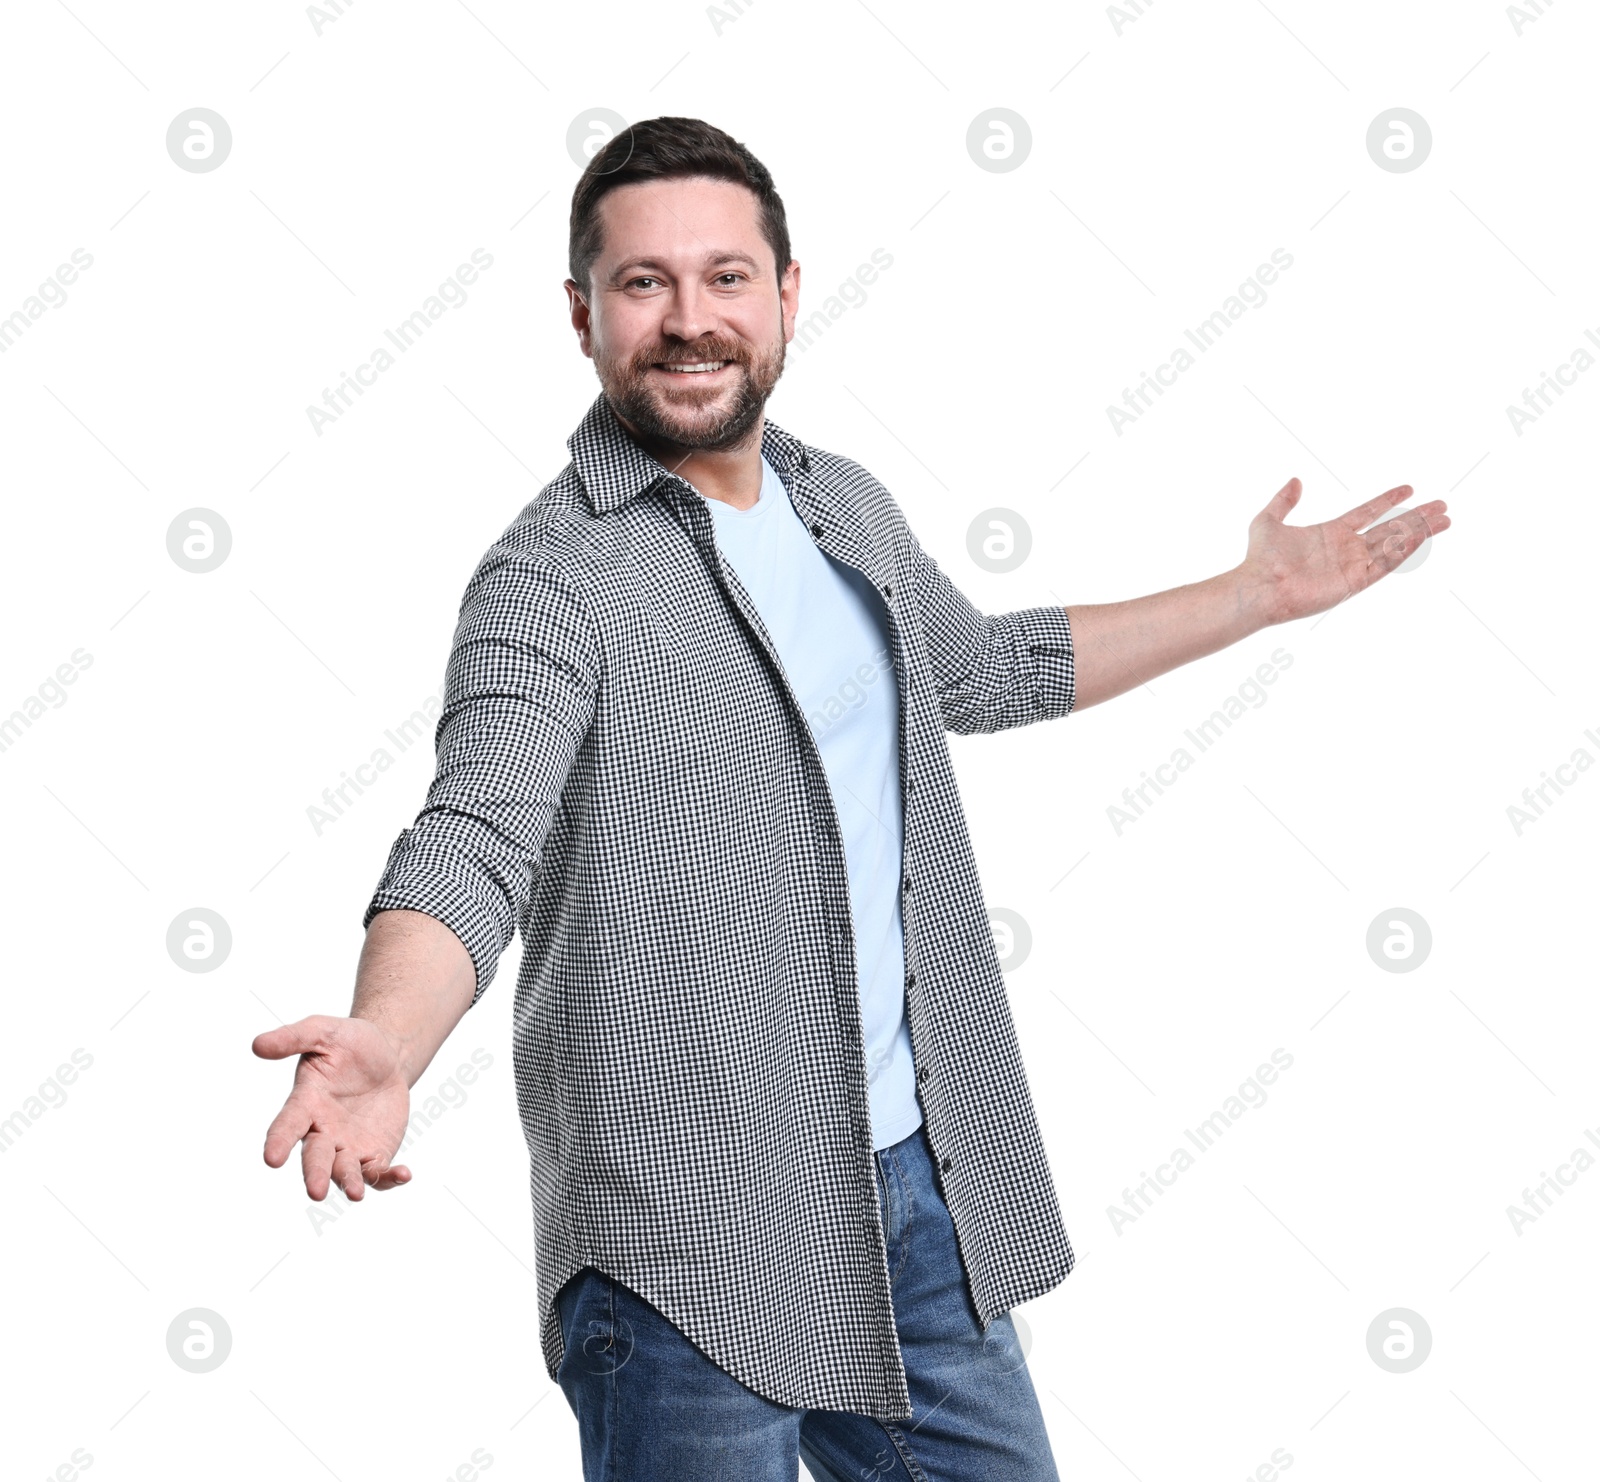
[1237,478,1450,627]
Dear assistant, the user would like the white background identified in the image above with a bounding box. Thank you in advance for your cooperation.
[2,1,1596,1478]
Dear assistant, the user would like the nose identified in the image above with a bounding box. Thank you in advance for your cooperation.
[658,279,719,345]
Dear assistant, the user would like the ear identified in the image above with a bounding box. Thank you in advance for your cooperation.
[565,278,594,356]
[779,259,801,345]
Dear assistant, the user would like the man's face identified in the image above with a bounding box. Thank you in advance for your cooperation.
[567,176,800,452]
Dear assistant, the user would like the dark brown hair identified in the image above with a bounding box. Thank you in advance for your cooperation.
[568,116,792,297]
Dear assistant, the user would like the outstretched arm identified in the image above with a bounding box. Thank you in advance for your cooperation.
[254,542,599,1202]
[1066,479,1449,711]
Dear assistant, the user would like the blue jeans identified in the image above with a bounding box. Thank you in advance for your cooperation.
[554,1123,1061,1480]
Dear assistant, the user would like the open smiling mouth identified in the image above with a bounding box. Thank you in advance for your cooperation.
[652,359,736,378]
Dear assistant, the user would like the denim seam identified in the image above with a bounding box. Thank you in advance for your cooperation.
[880,1421,932,1482]
[604,1274,618,1482]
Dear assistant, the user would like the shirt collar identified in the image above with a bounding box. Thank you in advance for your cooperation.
[568,391,812,518]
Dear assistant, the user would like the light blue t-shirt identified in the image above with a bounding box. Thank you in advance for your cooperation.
[700,455,923,1150]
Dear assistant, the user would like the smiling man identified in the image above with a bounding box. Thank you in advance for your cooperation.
[255,117,1448,1480]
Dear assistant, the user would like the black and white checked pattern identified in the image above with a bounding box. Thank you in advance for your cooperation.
[364,392,1078,1421]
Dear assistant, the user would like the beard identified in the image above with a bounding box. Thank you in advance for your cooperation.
[595,328,787,453]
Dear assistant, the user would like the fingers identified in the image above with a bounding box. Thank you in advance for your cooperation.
[302,1141,412,1198]
[252,1014,335,1061]
[1339,483,1412,531]
[262,1097,312,1169]
[302,1127,336,1201]
[1365,503,1451,573]
[331,1144,366,1202]
[1257,476,1302,524]
[333,1153,411,1194]
[269,1103,413,1196]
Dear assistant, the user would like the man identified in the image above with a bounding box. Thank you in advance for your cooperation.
[254,117,1448,1479]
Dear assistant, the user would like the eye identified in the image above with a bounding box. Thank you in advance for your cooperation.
[626,276,663,290]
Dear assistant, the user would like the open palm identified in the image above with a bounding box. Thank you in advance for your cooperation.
[1242,478,1450,625]
[254,1015,414,1201]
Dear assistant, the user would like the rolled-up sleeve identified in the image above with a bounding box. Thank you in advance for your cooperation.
[908,528,1075,734]
[362,542,600,1003]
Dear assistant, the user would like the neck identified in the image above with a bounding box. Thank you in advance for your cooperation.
[622,412,767,512]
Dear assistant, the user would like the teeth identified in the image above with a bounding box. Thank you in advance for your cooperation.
[659,361,727,373]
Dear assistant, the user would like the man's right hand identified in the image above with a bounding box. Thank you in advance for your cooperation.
[254,1015,414,1201]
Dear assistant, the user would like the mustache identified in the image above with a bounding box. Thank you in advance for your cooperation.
[632,342,748,369]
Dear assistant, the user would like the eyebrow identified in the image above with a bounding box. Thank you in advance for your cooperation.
[608,252,763,284]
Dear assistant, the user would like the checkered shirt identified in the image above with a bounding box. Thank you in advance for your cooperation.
[364,391,1078,1420]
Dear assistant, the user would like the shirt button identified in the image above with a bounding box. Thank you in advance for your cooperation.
[940,1156,953,1173]
[916,1064,928,1084]
[810,522,824,539]
[905,970,916,989]
[902,874,912,895]
[882,583,893,601]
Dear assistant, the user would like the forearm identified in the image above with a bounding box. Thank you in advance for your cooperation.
[350,908,477,1087]
[1065,565,1271,711]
